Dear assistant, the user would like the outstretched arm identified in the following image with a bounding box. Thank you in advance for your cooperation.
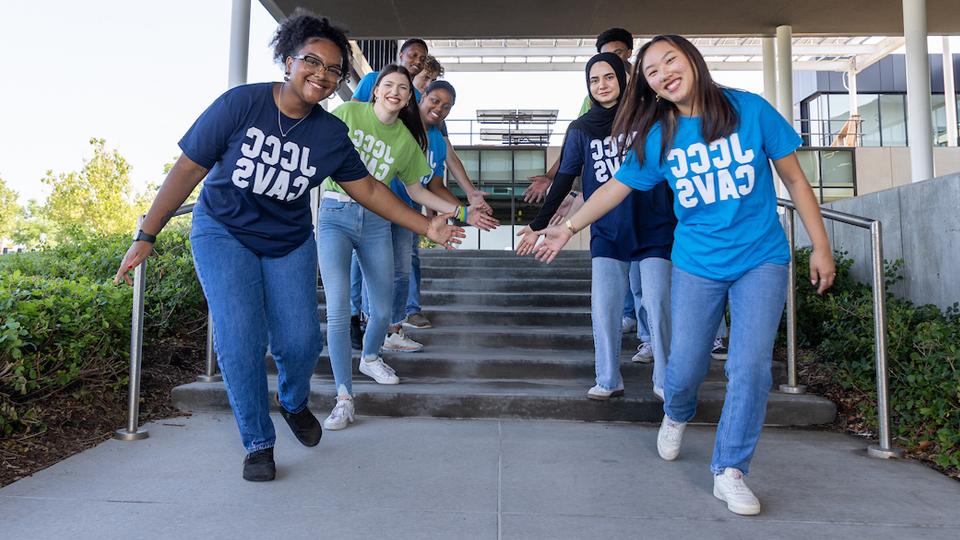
[407,181,499,231]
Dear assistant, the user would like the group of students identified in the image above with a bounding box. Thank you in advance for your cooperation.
[114,10,836,517]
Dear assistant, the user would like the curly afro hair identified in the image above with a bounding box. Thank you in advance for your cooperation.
[270,9,352,83]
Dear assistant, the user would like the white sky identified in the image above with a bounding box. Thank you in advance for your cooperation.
[0,1,954,205]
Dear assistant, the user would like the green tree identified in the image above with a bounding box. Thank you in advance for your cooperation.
[11,200,55,249]
[0,178,19,242]
[41,138,141,242]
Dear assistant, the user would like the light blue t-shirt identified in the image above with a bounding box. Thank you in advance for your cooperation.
[615,89,801,281]
[352,71,422,103]
[391,124,447,208]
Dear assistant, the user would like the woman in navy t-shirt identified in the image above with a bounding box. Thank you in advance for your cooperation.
[532,35,835,516]
[517,53,676,401]
[113,11,462,483]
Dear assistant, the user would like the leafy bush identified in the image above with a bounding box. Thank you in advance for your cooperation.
[791,248,960,473]
[0,219,204,436]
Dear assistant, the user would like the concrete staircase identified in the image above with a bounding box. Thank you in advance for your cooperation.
[173,250,836,425]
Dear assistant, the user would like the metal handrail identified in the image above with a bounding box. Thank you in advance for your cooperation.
[777,198,901,459]
[113,203,221,441]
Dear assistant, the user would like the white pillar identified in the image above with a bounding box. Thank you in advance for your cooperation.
[228,0,251,89]
[776,25,794,123]
[944,36,958,147]
[762,37,778,107]
[847,69,859,114]
[902,0,934,181]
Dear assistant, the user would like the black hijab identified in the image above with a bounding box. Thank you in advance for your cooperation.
[571,52,628,139]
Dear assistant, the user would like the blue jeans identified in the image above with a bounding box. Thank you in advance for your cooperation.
[663,263,788,475]
[592,257,672,390]
[626,264,652,343]
[349,253,368,318]
[190,203,321,453]
[406,236,422,315]
[391,224,414,325]
[317,199,394,396]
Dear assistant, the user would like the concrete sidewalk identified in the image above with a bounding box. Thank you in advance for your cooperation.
[1,414,957,539]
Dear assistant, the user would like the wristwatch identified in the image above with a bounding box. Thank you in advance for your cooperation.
[134,229,157,243]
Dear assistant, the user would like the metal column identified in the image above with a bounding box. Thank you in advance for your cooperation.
[228,0,251,89]
[902,0,934,181]
[762,37,778,107]
[776,26,794,123]
[944,37,958,147]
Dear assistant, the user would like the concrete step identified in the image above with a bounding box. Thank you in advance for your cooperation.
[421,266,591,279]
[419,249,591,260]
[265,345,786,383]
[172,376,836,426]
[400,324,629,351]
[318,304,593,327]
[418,257,590,269]
[316,290,592,308]
[420,277,590,293]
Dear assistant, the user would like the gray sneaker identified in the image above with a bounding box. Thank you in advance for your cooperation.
[402,312,432,329]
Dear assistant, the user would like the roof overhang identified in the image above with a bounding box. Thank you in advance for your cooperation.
[260,0,960,38]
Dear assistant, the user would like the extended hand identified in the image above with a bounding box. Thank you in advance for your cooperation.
[514,226,544,257]
[523,175,552,204]
[548,193,576,226]
[467,190,493,215]
[113,240,154,286]
[533,225,573,264]
[427,212,466,250]
[809,247,836,294]
[466,206,500,231]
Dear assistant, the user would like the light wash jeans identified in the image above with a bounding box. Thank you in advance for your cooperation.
[349,252,368,318]
[663,263,788,475]
[317,199,394,396]
[626,264,652,342]
[391,224,414,325]
[190,203,321,453]
[592,257,672,391]
[406,235,422,315]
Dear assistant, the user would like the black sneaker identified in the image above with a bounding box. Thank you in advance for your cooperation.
[277,395,322,447]
[243,447,276,482]
[350,315,364,350]
[711,337,729,361]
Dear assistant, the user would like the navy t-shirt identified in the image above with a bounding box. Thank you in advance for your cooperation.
[559,127,675,262]
[179,83,368,257]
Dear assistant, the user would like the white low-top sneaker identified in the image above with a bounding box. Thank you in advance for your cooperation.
[323,398,355,431]
[359,356,400,384]
[382,330,423,353]
[586,383,624,400]
[713,468,762,515]
[632,342,654,363]
[620,316,637,334]
[653,386,665,401]
[657,414,687,461]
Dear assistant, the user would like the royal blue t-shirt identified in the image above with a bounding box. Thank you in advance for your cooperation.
[179,83,369,257]
[559,128,674,262]
[352,71,422,103]
[615,89,801,280]
[391,124,447,208]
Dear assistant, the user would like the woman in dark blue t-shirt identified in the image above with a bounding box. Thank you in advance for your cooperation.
[113,11,462,483]
[516,53,676,401]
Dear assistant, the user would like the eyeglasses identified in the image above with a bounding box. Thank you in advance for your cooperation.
[292,54,344,81]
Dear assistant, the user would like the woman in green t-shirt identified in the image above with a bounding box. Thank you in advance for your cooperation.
[318,64,492,431]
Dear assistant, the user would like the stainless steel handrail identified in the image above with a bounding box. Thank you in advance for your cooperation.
[777,198,902,459]
[114,203,221,441]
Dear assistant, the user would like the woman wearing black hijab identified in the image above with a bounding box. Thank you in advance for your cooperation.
[517,52,676,401]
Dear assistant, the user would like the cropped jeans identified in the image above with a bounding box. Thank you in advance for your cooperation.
[317,199,393,396]
[592,257,672,391]
[663,263,788,476]
[190,203,321,453]
[406,235,422,315]
[626,263,652,343]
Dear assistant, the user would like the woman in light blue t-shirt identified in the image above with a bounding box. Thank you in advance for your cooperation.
[531,35,835,517]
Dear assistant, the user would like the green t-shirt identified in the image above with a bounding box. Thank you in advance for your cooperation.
[578,95,591,117]
[321,102,431,195]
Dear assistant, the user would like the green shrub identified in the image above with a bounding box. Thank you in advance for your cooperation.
[0,219,204,436]
[791,248,960,472]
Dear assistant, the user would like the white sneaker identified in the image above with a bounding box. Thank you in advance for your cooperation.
[323,397,355,430]
[586,383,624,401]
[657,414,687,461]
[711,337,728,360]
[631,342,654,363]
[713,468,762,516]
[359,356,399,384]
[621,316,637,334]
[653,386,665,401]
[382,330,423,353]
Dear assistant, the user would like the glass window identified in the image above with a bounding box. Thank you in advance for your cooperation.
[827,94,850,143]
[457,149,480,181]
[479,150,511,183]
[796,149,821,187]
[858,94,881,147]
[820,150,854,186]
[879,94,907,146]
[931,94,947,146]
[512,150,545,179]
[820,187,856,203]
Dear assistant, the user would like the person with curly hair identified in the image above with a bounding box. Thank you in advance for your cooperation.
[113,10,463,482]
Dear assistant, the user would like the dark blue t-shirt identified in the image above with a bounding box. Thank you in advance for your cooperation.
[559,127,675,262]
[179,83,368,257]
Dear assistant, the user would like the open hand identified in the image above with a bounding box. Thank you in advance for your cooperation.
[113,240,154,286]
[533,225,573,264]
[523,175,552,204]
[467,190,493,215]
[514,226,543,256]
[466,206,500,231]
[427,212,466,250]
